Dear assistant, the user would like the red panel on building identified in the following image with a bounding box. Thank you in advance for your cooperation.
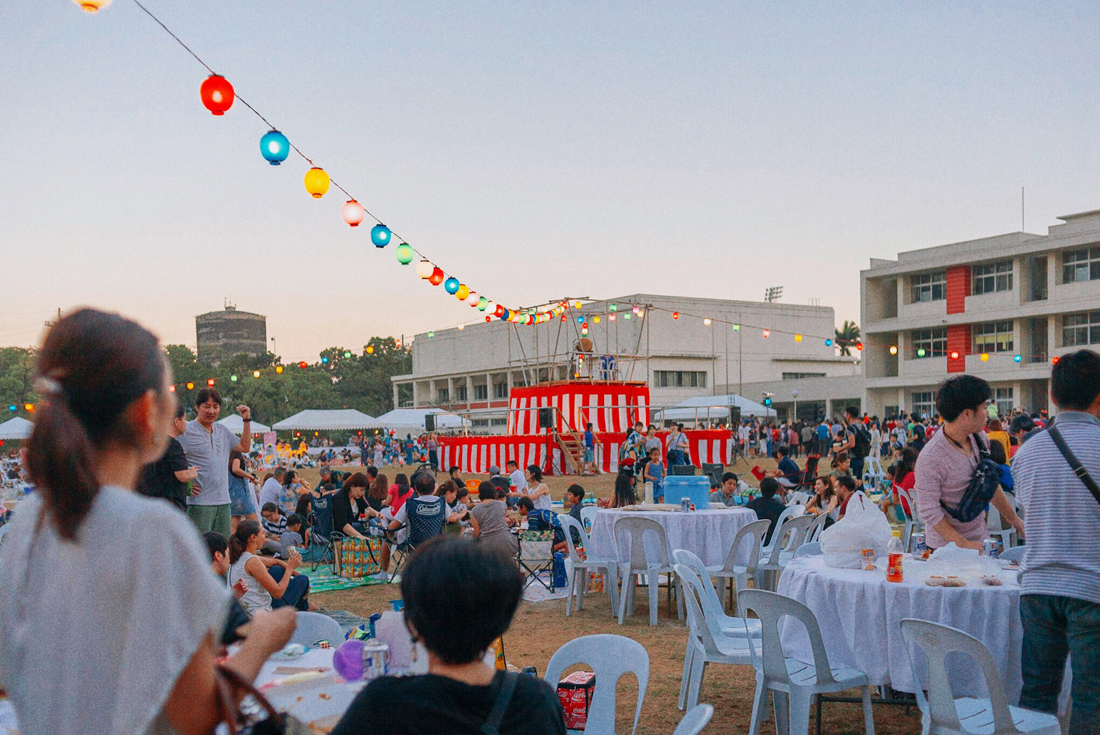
[946,324,971,374]
[946,265,971,315]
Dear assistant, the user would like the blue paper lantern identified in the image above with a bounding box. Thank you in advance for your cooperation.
[260,130,289,165]
[500,308,511,320]
[444,277,460,294]
[371,224,392,248]
[1014,354,1022,363]
[825,338,833,346]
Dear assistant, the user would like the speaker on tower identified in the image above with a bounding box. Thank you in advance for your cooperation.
[538,407,554,429]
[424,414,436,432]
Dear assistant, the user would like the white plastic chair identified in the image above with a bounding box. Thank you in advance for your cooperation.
[897,487,923,552]
[738,589,875,735]
[673,704,714,735]
[290,611,345,646]
[999,545,1027,564]
[756,514,814,592]
[579,505,598,533]
[787,491,811,507]
[900,618,1060,735]
[986,506,1017,551]
[793,541,822,558]
[614,516,684,626]
[707,518,771,608]
[544,634,649,735]
[675,562,759,711]
[559,514,620,616]
[804,512,830,544]
[862,457,886,490]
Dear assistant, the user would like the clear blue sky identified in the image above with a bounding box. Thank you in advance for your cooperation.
[4,1,1100,360]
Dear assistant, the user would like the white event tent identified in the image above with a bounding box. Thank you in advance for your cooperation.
[367,408,465,433]
[655,393,776,421]
[0,417,34,441]
[217,414,271,435]
[271,409,377,432]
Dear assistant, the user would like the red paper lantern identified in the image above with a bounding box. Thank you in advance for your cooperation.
[494,305,506,317]
[299,361,307,369]
[428,268,445,286]
[199,75,235,115]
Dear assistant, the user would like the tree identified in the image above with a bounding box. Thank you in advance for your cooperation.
[0,347,39,418]
[834,320,861,356]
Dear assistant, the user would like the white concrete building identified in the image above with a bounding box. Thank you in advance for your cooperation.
[861,209,1100,418]
[392,294,855,432]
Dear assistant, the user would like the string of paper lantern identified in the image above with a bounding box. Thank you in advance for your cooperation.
[95,0,526,322]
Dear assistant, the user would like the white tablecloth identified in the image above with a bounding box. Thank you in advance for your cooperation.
[777,555,1024,699]
[588,507,758,567]
[256,646,364,729]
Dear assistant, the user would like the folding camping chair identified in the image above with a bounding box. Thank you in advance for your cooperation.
[792,454,820,493]
[672,465,697,476]
[307,494,340,571]
[382,494,446,583]
[518,530,556,592]
[701,463,724,487]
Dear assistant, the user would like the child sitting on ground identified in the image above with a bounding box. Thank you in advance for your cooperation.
[260,502,287,555]
[279,513,324,561]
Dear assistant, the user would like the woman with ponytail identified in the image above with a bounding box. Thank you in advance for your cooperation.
[0,309,296,735]
[227,519,312,612]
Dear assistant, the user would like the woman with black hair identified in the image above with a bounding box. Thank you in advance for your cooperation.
[599,470,638,509]
[0,309,295,734]
[332,537,565,734]
[228,519,312,612]
[524,464,552,511]
[471,480,518,558]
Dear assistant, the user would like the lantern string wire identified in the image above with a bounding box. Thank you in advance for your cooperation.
[128,0,486,304]
[121,1,1042,362]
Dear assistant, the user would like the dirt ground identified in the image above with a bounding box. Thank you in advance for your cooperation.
[297,460,921,734]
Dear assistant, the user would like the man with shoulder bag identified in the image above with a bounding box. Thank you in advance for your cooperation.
[1013,350,1100,733]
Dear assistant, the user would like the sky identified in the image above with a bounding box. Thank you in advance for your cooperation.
[4,1,1100,361]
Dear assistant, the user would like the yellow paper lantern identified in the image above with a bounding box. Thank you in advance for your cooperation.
[253,370,261,378]
[304,167,330,199]
[795,334,803,342]
[456,284,470,300]
[889,345,898,355]
[74,0,112,11]
[980,353,989,362]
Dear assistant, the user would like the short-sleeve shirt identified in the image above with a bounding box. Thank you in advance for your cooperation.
[179,420,240,506]
[914,429,987,549]
[137,436,190,510]
[332,670,566,735]
[0,487,229,734]
[258,477,284,509]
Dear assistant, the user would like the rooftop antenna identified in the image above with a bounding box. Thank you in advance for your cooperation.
[1021,186,1025,232]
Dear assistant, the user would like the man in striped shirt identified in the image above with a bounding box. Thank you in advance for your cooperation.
[1013,349,1100,732]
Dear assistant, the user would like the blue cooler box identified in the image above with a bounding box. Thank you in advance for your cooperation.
[662,476,711,508]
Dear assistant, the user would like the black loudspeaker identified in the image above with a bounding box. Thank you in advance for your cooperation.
[424,414,436,432]
[538,407,554,429]
[729,407,741,426]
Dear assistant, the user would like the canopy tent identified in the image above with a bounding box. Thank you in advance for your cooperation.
[0,417,33,441]
[367,408,465,433]
[654,393,776,420]
[271,409,377,431]
[217,414,271,435]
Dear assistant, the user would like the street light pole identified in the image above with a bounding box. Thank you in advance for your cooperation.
[792,389,800,423]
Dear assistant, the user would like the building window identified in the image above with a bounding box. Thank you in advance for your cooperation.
[972,261,1013,294]
[1062,247,1100,284]
[995,388,1014,416]
[781,372,825,380]
[471,419,489,428]
[884,405,899,418]
[911,391,937,419]
[1063,311,1100,347]
[972,320,1014,353]
[911,327,947,358]
[454,385,467,401]
[654,370,707,388]
[492,382,508,399]
[911,271,946,303]
[490,418,508,427]
[473,384,488,401]
[437,388,449,402]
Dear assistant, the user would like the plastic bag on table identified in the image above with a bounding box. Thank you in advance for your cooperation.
[819,491,893,569]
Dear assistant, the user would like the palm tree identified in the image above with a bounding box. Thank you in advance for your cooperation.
[834,320,861,356]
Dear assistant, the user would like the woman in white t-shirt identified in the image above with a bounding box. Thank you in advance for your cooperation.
[524,465,552,511]
[0,309,295,735]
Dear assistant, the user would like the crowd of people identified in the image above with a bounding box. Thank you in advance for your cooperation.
[0,306,1096,733]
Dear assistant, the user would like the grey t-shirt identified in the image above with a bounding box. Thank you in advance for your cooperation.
[179,420,239,506]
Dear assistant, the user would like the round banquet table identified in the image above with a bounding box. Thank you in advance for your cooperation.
[254,646,365,731]
[587,507,758,568]
[777,554,1025,700]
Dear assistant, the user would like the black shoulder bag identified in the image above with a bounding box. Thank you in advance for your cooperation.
[940,434,1003,523]
[480,671,519,735]
[1048,426,1100,507]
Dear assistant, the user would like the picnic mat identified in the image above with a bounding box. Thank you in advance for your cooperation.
[305,563,388,593]
[522,571,568,604]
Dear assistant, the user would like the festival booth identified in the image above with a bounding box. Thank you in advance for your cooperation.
[440,381,731,475]
[367,408,465,435]
[216,414,271,436]
[271,409,377,432]
[0,417,33,442]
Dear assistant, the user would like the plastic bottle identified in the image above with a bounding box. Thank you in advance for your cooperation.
[886,529,904,583]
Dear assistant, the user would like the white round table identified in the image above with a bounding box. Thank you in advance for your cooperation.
[256,646,365,730]
[777,554,1024,699]
[587,507,758,567]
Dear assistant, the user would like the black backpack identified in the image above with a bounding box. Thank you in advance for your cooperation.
[939,434,1002,523]
[850,423,872,459]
